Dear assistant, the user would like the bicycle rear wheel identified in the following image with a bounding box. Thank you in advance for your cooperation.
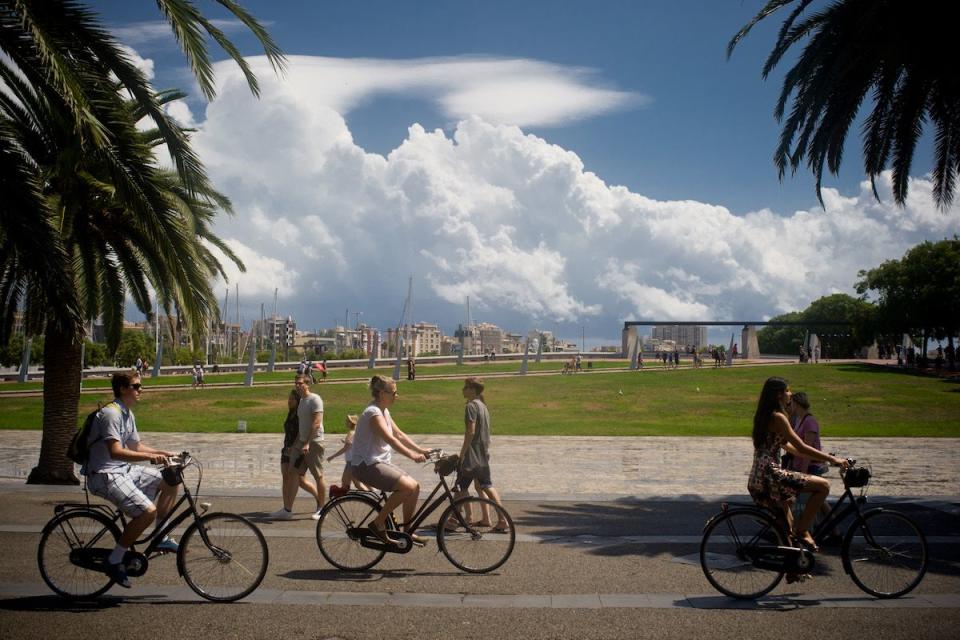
[700,509,786,599]
[37,510,120,599]
[317,495,389,571]
[844,509,928,598]
[178,513,269,602]
[437,497,515,573]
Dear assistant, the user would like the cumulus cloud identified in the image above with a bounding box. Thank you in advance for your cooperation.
[206,239,297,301]
[183,55,958,334]
[117,44,154,80]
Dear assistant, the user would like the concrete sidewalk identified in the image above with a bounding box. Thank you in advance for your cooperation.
[0,431,957,500]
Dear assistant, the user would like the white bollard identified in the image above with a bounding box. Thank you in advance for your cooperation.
[236,420,247,433]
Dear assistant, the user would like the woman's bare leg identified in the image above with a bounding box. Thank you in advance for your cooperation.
[795,476,830,545]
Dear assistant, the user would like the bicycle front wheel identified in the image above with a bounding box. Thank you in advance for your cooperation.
[178,513,269,602]
[700,509,786,599]
[437,497,515,573]
[317,494,389,571]
[37,510,120,599]
[844,509,928,598]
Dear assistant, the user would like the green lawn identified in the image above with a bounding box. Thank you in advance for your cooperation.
[1,364,957,437]
[0,359,629,391]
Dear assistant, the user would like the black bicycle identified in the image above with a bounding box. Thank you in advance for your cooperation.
[37,452,269,602]
[699,461,928,599]
[316,450,515,573]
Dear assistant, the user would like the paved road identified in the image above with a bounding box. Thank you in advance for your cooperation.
[0,488,958,640]
[1,428,957,639]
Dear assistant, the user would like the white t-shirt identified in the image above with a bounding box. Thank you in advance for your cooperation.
[351,403,393,465]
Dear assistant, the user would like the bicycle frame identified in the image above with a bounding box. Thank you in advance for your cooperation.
[808,486,867,545]
[352,468,470,535]
[714,484,873,577]
[65,463,207,559]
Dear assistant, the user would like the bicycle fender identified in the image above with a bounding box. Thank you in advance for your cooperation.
[701,507,774,535]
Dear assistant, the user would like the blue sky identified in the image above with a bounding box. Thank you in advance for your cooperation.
[93,0,956,346]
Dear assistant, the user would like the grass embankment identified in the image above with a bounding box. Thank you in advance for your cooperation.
[0,364,957,437]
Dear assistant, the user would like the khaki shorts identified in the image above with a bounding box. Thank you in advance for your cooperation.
[352,461,406,492]
[286,440,324,477]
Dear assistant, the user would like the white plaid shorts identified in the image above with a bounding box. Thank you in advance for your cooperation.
[87,465,163,517]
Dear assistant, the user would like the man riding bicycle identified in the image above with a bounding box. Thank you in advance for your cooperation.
[84,372,179,588]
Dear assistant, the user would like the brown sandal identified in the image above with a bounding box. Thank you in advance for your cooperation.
[794,531,819,552]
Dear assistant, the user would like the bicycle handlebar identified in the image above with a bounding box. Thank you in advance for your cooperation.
[161,451,192,468]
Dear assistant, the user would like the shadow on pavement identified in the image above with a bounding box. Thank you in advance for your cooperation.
[0,595,124,612]
[517,496,960,579]
[279,568,471,583]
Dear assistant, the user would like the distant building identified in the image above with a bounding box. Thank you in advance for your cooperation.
[478,322,505,354]
[385,322,442,357]
[502,332,524,353]
[255,315,296,351]
[651,325,707,350]
[525,330,557,353]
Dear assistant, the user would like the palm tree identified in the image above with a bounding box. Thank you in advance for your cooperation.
[3,76,245,483]
[0,0,284,483]
[728,0,960,210]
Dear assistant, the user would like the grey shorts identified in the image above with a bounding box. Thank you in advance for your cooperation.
[352,461,407,492]
[88,465,163,518]
[286,440,324,477]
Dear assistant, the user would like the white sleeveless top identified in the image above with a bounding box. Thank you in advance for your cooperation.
[351,403,393,465]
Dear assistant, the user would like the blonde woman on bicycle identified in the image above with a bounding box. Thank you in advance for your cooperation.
[351,376,429,544]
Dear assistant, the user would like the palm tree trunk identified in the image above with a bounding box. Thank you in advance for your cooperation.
[26,323,82,484]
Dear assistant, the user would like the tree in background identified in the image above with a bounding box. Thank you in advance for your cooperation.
[114,329,153,369]
[803,293,876,358]
[757,295,875,357]
[857,237,960,367]
[0,334,44,367]
[729,0,960,210]
[757,311,805,355]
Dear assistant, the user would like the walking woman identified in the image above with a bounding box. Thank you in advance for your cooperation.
[747,377,848,558]
[270,389,322,520]
[351,375,430,544]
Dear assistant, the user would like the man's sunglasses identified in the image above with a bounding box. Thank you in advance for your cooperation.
[130,383,143,390]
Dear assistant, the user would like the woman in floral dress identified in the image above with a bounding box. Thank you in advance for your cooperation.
[748,377,848,552]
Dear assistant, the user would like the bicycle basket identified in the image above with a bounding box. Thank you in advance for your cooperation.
[161,465,184,487]
[843,466,871,488]
[435,454,459,477]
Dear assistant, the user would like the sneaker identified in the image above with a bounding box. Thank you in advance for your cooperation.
[156,537,179,553]
[106,561,131,588]
[310,509,324,521]
[269,507,293,520]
